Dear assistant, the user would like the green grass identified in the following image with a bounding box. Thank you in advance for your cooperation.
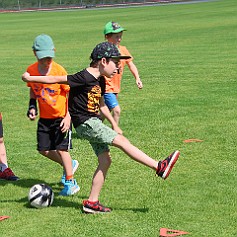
[0,1,237,236]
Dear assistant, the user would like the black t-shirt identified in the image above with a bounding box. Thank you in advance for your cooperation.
[67,69,106,128]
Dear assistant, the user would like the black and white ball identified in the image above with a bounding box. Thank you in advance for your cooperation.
[28,184,54,208]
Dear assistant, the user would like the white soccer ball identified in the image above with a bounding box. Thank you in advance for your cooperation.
[28,184,54,208]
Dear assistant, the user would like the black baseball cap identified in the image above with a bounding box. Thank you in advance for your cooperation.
[90,42,131,60]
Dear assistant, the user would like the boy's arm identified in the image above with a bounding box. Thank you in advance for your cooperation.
[22,72,68,84]
[127,61,143,89]
[99,98,122,134]
[27,88,38,121]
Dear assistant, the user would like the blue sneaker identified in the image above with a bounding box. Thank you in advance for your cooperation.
[61,160,79,185]
[59,179,80,196]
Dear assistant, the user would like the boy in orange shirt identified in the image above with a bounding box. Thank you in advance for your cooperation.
[103,21,143,124]
[0,112,19,181]
[26,34,79,196]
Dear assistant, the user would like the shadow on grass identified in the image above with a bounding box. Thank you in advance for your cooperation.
[0,178,87,209]
[0,196,82,210]
[113,207,149,213]
[0,178,64,194]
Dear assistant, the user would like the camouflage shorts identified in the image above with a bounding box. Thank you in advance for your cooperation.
[75,117,118,156]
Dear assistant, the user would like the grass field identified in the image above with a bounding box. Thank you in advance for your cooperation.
[0,0,237,236]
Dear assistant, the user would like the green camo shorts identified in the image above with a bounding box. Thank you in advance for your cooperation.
[75,117,118,156]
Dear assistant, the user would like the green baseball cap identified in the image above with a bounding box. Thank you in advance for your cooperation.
[32,34,55,59]
[90,42,131,60]
[104,21,126,35]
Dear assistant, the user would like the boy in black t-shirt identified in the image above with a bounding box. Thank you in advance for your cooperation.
[22,42,180,214]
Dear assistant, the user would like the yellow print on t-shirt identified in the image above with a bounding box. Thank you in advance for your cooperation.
[87,85,101,113]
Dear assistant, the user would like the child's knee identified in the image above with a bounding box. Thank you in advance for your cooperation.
[57,150,68,156]
[113,106,121,115]
[98,152,112,167]
[105,157,112,167]
[112,134,130,147]
[39,150,48,156]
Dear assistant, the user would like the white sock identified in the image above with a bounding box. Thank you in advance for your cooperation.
[0,163,8,172]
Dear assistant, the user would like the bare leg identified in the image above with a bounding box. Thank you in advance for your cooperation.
[111,105,121,125]
[0,136,19,180]
[100,104,121,125]
[57,150,73,177]
[112,134,158,170]
[100,112,105,122]
[88,151,112,202]
[39,150,63,166]
[0,137,7,165]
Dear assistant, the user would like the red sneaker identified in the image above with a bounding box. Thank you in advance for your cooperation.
[83,200,111,214]
[156,150,180,179]
[0,168,19,181]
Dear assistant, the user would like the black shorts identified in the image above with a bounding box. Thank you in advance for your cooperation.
[0,113,3,138]
[37,118,72,151]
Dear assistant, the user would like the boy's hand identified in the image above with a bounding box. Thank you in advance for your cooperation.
[27,108,37,121]
[22,72,30,82]
[27,98,38,120]
[136,79,143,89]
[112,124,123,135]
[60,116,71,133]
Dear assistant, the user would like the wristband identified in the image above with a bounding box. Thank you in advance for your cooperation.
[27,98,38,117]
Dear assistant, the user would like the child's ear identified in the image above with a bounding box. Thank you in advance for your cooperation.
[101,57,107,66]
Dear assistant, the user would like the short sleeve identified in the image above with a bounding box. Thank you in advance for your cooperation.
[67,71,86,88]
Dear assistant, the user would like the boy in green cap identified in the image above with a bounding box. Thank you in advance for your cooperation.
[103,21,143,124]
[25,34,79,196]
[22,41,180,214]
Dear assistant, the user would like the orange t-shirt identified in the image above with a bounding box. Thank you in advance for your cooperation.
[27,61,69,119]
[105,45,133,93]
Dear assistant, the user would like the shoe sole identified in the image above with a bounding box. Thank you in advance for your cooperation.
[0,176,20,181]
[82,206,110,214]
[59,185,80,196]
[71,185,80,195]
[0,177,19,181]
[162,150,180,179]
